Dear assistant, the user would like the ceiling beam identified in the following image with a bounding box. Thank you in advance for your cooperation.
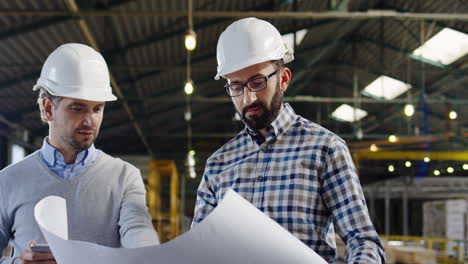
[102,1,277,66]
[64,0,154,156]
[0,0,132,41]
[106,14,157,155]
[0,18,338,118]
[0,17,69,41]
[118,95,468,105]
[385,4,468,33]
[362,67,468,134]
[113,19,338,85]
[288,21,364,95]
[358,35,452,70]
[1,10,467,21]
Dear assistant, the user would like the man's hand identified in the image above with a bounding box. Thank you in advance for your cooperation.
[19,241,55,264]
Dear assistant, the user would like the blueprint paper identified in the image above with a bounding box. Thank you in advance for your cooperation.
[34,195,68,240]
[34,189,327,264]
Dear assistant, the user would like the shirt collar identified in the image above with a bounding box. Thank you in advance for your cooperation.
[40,137,96,166]
[245,103,297,143]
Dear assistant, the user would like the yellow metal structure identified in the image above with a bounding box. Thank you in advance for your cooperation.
[355,151,468,161]
[381,235,467,264]
[352,151,468,174]
[147,160,180,242]
[348,132,468,151]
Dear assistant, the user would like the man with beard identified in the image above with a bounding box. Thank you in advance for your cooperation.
[0,43,159,264]
[192,18,385,263]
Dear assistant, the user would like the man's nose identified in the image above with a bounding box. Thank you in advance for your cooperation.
[243,87,257,105]
[82,113,93,127]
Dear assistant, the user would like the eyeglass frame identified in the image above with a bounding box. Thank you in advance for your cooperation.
[224,69,280,97]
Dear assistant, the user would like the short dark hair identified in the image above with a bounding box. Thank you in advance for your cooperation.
[271,59,285,70]
[37,87,63,123]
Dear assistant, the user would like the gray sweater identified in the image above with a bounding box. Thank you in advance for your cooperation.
[0,150,159,264]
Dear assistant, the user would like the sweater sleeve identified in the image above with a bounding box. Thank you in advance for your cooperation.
[0,181,16,264]
[118,165,159,248]
[0,257,18,264]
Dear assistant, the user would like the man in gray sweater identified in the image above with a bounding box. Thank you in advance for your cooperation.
[0,43,159,264]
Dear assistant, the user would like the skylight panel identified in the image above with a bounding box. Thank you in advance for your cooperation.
[331,104,368,122]
[412,28,468,65]
[294,29,308,45]
[282,29,308,52]
[362,75,411,100]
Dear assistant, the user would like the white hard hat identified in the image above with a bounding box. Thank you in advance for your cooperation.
[33,43,117,102]
[214,17,294,80]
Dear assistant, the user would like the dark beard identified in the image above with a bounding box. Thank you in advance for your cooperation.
[241,80,283,130]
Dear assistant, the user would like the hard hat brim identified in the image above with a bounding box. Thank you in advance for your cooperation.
[33,82,118,102]
[214,50,294,80]
[214,56,279,80]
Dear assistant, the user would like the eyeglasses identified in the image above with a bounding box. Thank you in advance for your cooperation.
[224,70,279,97]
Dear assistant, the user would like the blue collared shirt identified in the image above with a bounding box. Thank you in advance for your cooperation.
[193,103,385,263]
[39,137,98,180]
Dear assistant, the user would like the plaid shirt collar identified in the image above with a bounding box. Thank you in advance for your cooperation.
[245,103,297,145]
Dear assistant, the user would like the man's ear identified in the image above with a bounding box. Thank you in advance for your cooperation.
[42,97,54,121]
[280,67,292,93]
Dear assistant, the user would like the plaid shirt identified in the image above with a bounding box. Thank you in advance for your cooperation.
[192,104,385,263]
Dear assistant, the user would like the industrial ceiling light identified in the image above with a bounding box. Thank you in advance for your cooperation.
[370,144,378,152]
[433,170,440,176]
[388,135,398,143]
[185,29,197,51]
[355,128,363,140]
[184,110,191,121]
[184,79,194,95]
[447,167,454,173]
[388,165,395,172]
[189,166,196,179]
[187,150,196,179]
[404,104,415,117]
[412,28,468,65]
[449,111,457,120]
[187,150,196,167]
[463,164,468,170]
[281,28,308,52]
[423,157,430,163]
[405,161,412,167]
[331,104,367,122]
[362,75,411,100]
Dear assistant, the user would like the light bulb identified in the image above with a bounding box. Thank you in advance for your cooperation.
[185,30,197,51]
[404,104,415,117]
[184,80,194,95]
[449,111,457,120]
[388,135,398,143]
